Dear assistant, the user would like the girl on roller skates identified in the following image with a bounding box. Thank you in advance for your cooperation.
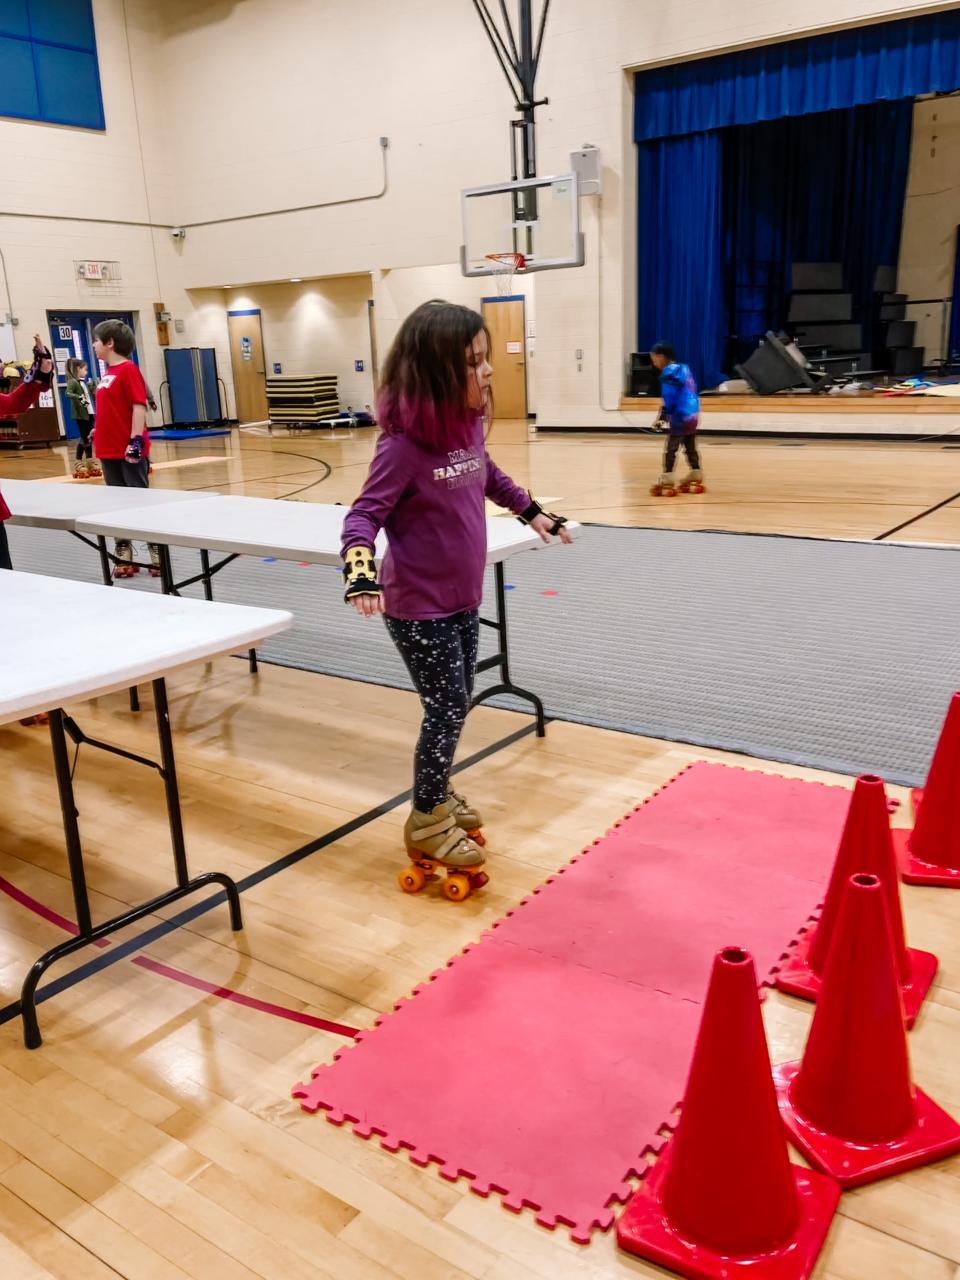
[341,300,571,897]
[649,342,704,497]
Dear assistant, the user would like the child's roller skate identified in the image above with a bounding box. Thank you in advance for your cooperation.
[446,787,485,846]
[148,544,163,579]
[112,540,139,579]
[72,459,93,481]
[87,459,102,479]
[650,473,678,497]
[399,804,488,901]
[677,469,706,494]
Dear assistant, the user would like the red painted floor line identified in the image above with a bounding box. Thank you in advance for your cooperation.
[0,875,358,1039]
[132,956,360,1039]
[0,875,109,947]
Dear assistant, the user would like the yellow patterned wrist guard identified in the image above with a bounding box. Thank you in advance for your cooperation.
[342,545,381,602]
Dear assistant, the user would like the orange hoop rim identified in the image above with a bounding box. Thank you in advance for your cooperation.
[485,252,526,271]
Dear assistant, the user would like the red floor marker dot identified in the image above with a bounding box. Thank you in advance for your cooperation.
[541,590,559,597]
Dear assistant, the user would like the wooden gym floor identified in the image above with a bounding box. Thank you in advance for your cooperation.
[0,423,958,1279]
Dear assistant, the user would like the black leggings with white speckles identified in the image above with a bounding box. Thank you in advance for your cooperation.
[385,610,480,812]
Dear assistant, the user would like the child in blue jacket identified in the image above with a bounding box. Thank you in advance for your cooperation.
[650,342,705,496]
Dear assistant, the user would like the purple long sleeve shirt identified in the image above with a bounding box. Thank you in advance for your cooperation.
[341,416,529,620]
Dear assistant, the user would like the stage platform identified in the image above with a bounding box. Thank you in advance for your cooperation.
[541,392,960,437]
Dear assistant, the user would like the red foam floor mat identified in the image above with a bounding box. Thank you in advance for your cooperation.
[294,764,849,1242]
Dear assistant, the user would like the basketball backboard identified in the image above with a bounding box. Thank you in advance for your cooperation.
[460,173,584,276]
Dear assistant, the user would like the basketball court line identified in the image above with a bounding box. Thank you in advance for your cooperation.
[0,874,360,1038]
[0,720,540,1032]
[873,490,960,541]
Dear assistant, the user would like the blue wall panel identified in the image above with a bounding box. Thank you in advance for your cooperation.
[0,0,104,130]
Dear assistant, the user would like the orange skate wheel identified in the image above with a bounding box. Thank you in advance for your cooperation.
[398,865,427,894]
[443,873,472,902]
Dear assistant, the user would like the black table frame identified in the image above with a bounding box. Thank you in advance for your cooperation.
[18,677,243,1049]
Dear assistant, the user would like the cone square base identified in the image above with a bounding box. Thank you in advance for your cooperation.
[776,933,937,1029]
[774,1061,960,1188]
[616,1146,840,1280]
[893,828,960,888]
[910,788,923,818]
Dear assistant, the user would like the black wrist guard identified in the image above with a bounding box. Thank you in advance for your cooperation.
[22,345,52,386]
[342,545,382,602]
[518,492,568,537]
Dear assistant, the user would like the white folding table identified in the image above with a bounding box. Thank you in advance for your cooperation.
[2,476,220,583]
[0,571,291,1048]
[3,478,228,707]
[76,496,575,735]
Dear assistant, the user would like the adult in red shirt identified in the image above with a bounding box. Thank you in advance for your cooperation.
[0,336,54,571]
[92,319,160,577]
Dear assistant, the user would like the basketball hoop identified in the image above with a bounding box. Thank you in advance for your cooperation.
[485,252,525,296]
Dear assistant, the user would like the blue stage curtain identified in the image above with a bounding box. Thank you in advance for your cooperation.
[637,131,726,389]
[637,101,913,387]
[723,100,914,365]
[635,8,960,142]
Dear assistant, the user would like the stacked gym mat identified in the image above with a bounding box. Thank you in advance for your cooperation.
[266,374,339,426]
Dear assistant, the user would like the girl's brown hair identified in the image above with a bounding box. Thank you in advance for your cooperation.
[377,300,488,451]
[65,358,87,379]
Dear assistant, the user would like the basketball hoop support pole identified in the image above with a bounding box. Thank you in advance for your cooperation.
[471,0,551,182]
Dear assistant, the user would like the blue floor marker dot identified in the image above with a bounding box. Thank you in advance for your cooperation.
[504,584,515,590]
[263,557,277,563]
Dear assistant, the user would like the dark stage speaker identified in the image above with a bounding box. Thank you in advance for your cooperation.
[735,331,831,394]
[628,352,660,397]
[888,347,925,376]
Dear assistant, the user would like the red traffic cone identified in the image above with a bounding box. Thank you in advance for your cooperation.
[617,947,839,1279]
[894,692,960,886]
[775,874,960,1187]
[776,775,937,1027]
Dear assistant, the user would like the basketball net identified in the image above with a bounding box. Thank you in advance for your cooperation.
[486,252,525,297]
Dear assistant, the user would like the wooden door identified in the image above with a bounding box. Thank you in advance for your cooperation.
[482,296,527,419]
[227,309,269,423]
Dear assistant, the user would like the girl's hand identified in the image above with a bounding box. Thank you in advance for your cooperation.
[350,591,385,617]
[529,513,573,545]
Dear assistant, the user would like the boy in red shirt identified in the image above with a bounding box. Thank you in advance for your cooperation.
[92,319,160,577]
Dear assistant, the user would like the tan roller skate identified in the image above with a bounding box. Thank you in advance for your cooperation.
[677,468,706,494]
[72,459,93,481]
[399,804,488,901]
[112,539,138,579]
[650,473,678,497]
[148,543,163,579]
[446,787,485,846]
[87,459,102,479]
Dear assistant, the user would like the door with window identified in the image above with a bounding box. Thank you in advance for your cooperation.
[47,310,139,439]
